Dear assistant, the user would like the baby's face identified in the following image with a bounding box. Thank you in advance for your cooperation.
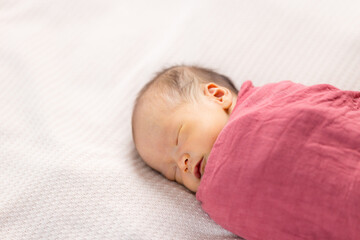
[134,83,235,192]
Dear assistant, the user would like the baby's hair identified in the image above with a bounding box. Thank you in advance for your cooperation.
[132,65,238,139]
[136,64,237,105]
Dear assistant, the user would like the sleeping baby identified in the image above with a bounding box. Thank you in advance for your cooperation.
[132,65,360,240]
[132,65,238,192]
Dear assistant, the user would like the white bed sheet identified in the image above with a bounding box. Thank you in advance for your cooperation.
[1,0,359,239]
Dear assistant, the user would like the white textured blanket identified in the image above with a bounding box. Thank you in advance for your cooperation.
[1,0,359,239]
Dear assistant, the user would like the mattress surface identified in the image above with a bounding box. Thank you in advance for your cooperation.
[1,0,360,239]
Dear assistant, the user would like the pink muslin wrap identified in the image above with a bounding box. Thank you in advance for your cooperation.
[196,81,360,240]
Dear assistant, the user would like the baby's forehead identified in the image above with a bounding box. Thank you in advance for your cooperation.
[133,101,176,161]
[134,97,172,135]
[137,95,167,118]
[137,89,180,115]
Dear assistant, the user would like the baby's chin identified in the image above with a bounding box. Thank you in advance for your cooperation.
[185,180,201,193]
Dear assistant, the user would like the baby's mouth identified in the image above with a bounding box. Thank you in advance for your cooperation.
[194,157,203,179]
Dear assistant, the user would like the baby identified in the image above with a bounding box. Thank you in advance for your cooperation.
[131,65,238,192]
[132,65,360,240]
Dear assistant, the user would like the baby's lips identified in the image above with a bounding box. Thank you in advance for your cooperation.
[200,157,206,176]
[194,157,203,179]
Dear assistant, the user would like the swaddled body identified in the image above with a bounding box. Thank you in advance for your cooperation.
[196,80,360,240]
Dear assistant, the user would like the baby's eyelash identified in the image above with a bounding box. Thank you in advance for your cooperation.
[176,125,183,146]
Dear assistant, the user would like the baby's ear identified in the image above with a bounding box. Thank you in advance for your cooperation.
[204,83,232,109]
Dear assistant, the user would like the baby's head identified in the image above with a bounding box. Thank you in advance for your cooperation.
[132,65,238,192]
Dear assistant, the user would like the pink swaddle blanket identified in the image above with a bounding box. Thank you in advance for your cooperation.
[196,81,360,240]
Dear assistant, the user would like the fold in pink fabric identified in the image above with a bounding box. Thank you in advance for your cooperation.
[196,81,360,240]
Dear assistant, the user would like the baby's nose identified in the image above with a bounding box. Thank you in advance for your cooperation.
[179,154,190,173]
[184,159,189,173]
